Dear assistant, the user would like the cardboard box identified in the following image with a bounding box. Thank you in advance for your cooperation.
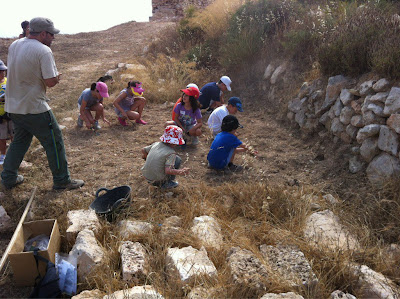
[8,219,61,286]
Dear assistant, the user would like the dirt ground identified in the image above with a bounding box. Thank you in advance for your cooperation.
[0,20,368,297]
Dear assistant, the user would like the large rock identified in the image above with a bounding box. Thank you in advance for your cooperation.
[119,220,153,238]
[351,264,400,299]
[360,138,380,162]
[72,289,104,299]
[359,80,375,96]
[227,247,270,290]
[303,210,360,252]
[349,156,365,173]
[331,118,345,135]
[332,98,344,117]
[330,290,356,299]
[191,215,223,250]
[372,78,390,92]
[356,124,381,144]
[377,125,399,156]
[261,292,304,299]
[260,244,318,288]
[366,153,400,186]
[318,75,349,116]
[66,210,101,243]
[70,229,105,282]
[119,241,148,283]
[166,246,217,282]
[103,286,164,299]
[339,107,354,125]
[383,87,400,115]
[340,89,354,106]
[346,124,358,140]
[350,115,364,128]
[270,62,287,85]
[0,206,12,232]
[369,92,389,104]
[363,111,386,126]
[263,64,275,80]
[387,113,400,134]
[367,103,385,117]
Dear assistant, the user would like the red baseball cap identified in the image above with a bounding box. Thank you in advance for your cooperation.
[181,87,200,99]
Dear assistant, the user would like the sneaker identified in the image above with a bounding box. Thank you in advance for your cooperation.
[77,116,83,127]
[118,117,128,127]
[0,154,5,165]
[93,120,101,130]
[2,174,24,189]
[161,180,179,189]
[227,162,243,172]
[136,119,148,125]
[53,179,85,190]
[191,136,199,145]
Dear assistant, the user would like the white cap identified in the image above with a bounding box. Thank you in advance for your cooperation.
[186,83,199,90]
[220,76,232,91]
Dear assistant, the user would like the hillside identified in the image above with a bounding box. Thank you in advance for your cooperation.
[0,17,396,299]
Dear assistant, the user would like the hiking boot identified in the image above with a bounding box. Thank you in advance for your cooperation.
[2,174,24,189]
[227,163,243,172]
[136,119,148,125]
[53,179,85,190]
[0,154,5,165]
[118,117,128,127]
[191,136,199,145]
[161,180,179,189]
[77,116,83,127]
[93,120,101,130]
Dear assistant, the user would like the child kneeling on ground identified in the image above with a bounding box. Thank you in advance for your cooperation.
[141,125,190,189]
[207,115,249,171]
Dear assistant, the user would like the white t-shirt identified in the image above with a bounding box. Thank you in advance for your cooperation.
[207,105,229,135]
[5,38,58,114]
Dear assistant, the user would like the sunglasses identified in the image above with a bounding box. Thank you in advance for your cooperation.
[46,31,54,37]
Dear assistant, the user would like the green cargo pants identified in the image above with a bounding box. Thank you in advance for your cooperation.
[1,110,71,188]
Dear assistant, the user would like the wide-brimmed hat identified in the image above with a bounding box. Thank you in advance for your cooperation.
[181,87,200,99]
[160,125,185,145]
[0,60,7,71]
[29,17,60,34]
[96,82,109,98]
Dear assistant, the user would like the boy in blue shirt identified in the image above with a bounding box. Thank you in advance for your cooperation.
[207,115,248,171]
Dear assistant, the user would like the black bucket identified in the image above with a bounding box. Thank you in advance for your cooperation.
[89,185,131,220]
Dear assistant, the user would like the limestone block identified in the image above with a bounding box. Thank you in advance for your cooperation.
[66,209,101,243]
[303,210,360,252]
[166,246,217,283]
[356,124,381,144]
[378,125,399,156]
[119,241,148,283]
[261,293,304,299]
[270,62,287,85]
[119,220,153,238]
[373,78,390,92]
[330,290,356,299]
[366,153,400,186]
[227,247,270,290]
[191,215,223,250]
[72,289,104,299]
[340,89,353,106]
[263,64,275,80]
[346,124,358,140]
[369,92,389,104]
[350,264,400,299]
[340,107,354,125]
[331,118,345,135]
[103,286,164,299]
[260,244,318,288]
[0,206,12,232]
[70,229,105,282]
[359,80,375,96]
[387,114,400,134]
[360,138,380,163]
[384,87,400,116]
[350,115,364,128]
[349,156,365,173]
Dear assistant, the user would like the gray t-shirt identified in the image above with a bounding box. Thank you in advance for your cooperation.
[141,142,177,182]
[78,88,99,108]
[5,38,58,114]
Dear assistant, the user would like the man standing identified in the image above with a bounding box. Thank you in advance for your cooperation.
[207,97,243,137]
[1,17,84,190]
[198,76,232,111]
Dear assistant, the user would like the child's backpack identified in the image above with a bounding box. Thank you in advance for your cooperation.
[29,250,62,298]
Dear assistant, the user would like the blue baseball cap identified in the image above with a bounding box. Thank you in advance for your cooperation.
[228,97,243,112]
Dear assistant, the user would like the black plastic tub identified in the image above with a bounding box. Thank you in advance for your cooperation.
[89,185,131,220]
